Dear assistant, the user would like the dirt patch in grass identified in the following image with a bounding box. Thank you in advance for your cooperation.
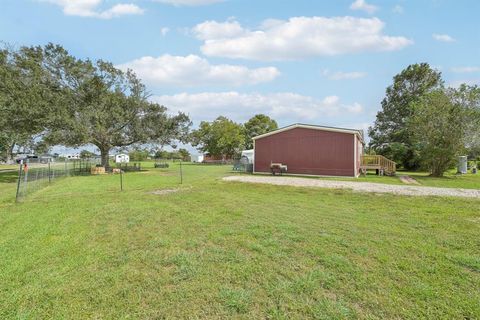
[399,175,420,185]
[148,188,180,195]
[137,171,175,176]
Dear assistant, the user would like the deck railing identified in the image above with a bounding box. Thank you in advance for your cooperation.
[361,155,397,174]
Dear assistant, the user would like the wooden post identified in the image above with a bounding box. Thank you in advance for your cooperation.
[48,161,51,183]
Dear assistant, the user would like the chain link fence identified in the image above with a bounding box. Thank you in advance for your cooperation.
[15,158,100,201]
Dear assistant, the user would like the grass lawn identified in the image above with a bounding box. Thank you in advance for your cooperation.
[0,164,18,171]
[405,170,480,189]
[1,164,479,319]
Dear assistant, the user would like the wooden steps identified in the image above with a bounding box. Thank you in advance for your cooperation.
[360,155,397,176]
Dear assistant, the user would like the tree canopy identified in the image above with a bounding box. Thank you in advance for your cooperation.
[0,45,58,162]
[369,63,443,169]
[191,116,245,159]
[244,114,278,149]
[409,90,465,176]
[0,43,191,166]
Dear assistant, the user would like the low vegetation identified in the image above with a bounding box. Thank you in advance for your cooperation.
[1,164,479,318]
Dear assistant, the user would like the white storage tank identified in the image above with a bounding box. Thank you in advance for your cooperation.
[457,156,467,174]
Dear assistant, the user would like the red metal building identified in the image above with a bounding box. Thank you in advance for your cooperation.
[253,124,364,177]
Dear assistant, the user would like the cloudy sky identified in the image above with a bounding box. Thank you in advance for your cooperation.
[1,0,479,136]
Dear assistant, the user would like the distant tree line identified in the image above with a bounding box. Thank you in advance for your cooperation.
[190,114,278,160]
[0,43,191,167]
[369,63,480,176]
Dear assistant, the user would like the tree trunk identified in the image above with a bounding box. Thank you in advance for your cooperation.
[100,148,110,168]
[5,142,16,164]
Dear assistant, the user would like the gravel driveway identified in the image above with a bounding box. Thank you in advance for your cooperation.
[223,175,480,198]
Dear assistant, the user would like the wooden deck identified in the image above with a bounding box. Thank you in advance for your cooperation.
[360,155,397,176]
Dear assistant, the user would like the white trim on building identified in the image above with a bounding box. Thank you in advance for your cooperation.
[252,123,364,143]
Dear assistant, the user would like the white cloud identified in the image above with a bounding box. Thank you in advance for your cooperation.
[98,4,144,19]
[160,27,170,36]
[392,5,404,13]
[432,33,455,42]
[322,70,367,80]
[193,17,412,61]
[117,55,280,87]
[192,19,245,40]
[449,79,480,88]
[451,66,480,73]
[152,92,363,123]
[350,0,378,14]
[40,0,144,19]
[153,0,223,6]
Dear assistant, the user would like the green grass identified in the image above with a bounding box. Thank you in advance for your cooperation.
[403,170,480,189]
[0,164,18,171]
[1,164,479,319]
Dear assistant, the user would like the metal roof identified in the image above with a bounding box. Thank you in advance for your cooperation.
[252,123,364,142]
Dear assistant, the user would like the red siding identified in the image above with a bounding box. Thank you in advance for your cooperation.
[254,128,355,177]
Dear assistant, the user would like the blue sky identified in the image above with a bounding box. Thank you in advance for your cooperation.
[1,0,479,149]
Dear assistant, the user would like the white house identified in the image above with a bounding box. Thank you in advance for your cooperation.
[115,154,130,163]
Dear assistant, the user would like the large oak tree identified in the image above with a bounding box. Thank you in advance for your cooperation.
[41,44,191,167]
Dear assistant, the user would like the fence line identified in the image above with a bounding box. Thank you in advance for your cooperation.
[15,158,100,202]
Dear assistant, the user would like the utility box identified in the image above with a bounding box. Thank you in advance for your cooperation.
[457,156,468,174]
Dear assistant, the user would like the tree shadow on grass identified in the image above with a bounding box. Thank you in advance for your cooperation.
[0,171,18,184]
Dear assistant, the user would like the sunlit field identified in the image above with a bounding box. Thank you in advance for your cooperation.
[0,164,479,319]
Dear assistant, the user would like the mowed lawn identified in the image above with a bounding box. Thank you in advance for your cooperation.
[0,164,479,319]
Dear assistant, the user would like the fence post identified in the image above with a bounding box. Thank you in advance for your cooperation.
[23,160,29,196]
[120,170,123,191]
[48,161,51,183]
[15,161,23,202]
[64,159,67,177]
[180,161,183,184]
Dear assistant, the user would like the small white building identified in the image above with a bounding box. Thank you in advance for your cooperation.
[115,154,130,164]
[190,155,204,163]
